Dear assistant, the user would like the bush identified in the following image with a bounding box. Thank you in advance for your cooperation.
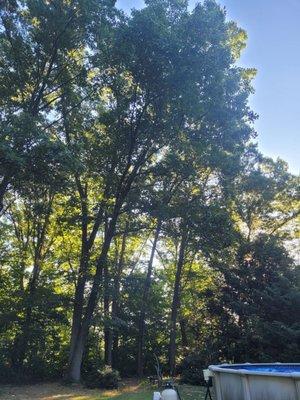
[179,353,207,386]
[84,365,120,389]
[0,357,62,384]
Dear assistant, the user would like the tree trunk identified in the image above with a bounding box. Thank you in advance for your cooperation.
[68,183,90,365]
[69,243,89,360]
[112,335,119,369]
[137,219,161,377]
[109,223,128,367]
[68,332,85,382]
[13,256,41,367]
[104,328,113,366]
[0,175,10,212]
[104,257,111,365]
[169,227,188,376]
[179,318,188,348]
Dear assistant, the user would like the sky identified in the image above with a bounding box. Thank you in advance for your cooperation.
[117,0,300,174]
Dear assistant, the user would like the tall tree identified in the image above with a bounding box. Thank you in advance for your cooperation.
[63,0,256,380]
[0,0,113,210]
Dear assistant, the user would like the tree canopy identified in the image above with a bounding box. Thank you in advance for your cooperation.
[0,0,299,385]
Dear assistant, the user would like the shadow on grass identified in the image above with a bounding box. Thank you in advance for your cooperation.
[93,389,153,400]
[94,385,209,400]
[0,383,210,400]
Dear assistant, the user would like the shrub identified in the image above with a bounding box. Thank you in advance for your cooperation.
[84,365,120,389]
[179,353,207,386]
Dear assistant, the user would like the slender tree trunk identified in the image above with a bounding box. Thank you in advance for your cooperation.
[179,318,188,348]
[112,335,119,369]
[69,243,89,360]
[108,223,128,367]
[0,175,10,212]
[67,331,85,382]
[137,219,161,377]
[105,332,113,366]
[169,226,188,376]
[12,259,41,367]
[68,182,89,365]
[104,258,111,365]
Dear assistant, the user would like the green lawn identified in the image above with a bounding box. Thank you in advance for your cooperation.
[0,382,210,400]
[99,385,208,400]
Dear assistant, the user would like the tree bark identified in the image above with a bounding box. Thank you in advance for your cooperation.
[112,335,119,369]
[68,180,90,364]
[104,256,111,365]
[137,219,161,377]
[169,226,188,376]
[12,259,41,367]
[179,318,188,348]
[0,175,10,213]
[107,223,128,367]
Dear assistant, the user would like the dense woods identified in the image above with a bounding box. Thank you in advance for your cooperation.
[0,0,299,386]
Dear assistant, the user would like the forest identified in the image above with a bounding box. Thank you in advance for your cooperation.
[0,0,299,388]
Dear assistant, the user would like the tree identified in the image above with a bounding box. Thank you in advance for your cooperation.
[235,152,300,242]
[0,0,112,211]
[61,0,255,381]
[212,236,300,362]
[0,189,71,381]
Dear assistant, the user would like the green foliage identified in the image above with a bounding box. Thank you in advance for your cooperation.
[84,366,120,389]
[210,236,300,363]
[0,0,298,385]
[179,353,207,385]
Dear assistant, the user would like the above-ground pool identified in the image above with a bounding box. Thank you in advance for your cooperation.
[209,363,300,400]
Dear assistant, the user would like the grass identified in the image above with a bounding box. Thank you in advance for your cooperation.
[0,381,210,400]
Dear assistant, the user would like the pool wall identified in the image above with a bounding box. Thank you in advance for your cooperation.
[209,363,300,400]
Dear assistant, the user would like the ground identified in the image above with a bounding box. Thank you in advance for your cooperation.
[0,381,209,400]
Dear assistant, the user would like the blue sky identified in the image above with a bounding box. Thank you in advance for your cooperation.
[117,0,300,174]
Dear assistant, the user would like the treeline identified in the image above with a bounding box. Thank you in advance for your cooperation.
[0,0,299,385]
